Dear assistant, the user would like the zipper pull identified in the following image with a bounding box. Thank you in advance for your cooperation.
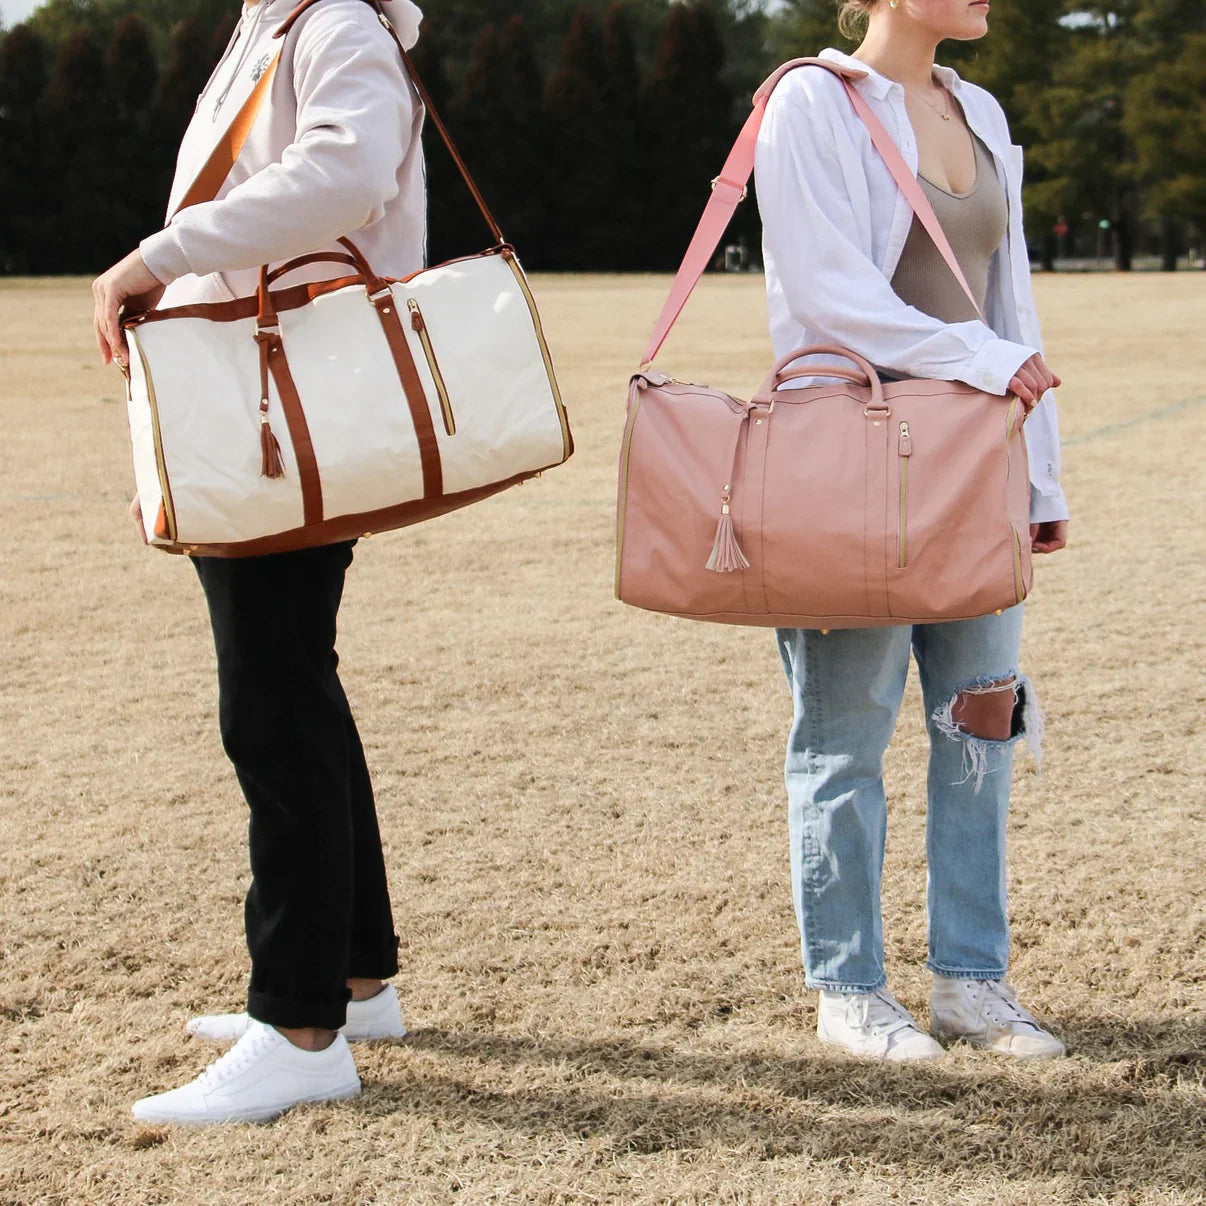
[407,298,424,332]
[898,420,912,456]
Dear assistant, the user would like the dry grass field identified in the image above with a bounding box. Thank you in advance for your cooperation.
[1,271,1204,1205]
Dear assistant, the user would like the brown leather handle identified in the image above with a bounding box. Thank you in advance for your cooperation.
[265,251,360,285]
[257,237,388,330]
[335,236,389,292]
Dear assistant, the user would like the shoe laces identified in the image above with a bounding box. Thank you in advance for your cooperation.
[196,1023,278,1091]
[975,980,1041,1031]
[849,988,920,1038]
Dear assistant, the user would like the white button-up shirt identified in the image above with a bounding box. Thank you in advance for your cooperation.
[755,48,1067,522]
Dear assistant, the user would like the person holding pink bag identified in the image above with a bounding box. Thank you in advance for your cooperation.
[754,0,1069,1059]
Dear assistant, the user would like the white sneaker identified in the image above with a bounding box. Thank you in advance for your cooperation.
[817,987,945,1061]
[930,977,1066,1059]
[132,1021,361,1125]
[186,984,407,1044]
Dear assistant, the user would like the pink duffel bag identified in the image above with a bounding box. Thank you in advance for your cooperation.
[615,58,1033,630]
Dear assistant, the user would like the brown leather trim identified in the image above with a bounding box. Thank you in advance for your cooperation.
[160,471,539,558]
[371,294,443,498]
[172,51,281,217]
[398,246,509,284]
[124,274,367,329]
[154,501,169,541]
[123,248,510,330]
[264,335,324,525]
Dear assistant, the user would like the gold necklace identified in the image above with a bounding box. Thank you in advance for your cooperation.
[907,84,952,121]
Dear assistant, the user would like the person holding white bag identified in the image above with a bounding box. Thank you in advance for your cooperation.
[92,0,426,1125]
[755,0,1069,1060]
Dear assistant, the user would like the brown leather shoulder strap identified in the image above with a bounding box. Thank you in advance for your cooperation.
[172,51,281,216]
[276,0,505,245]
[367,1,505,244]
[273,0,329,38]
[173,0,505,242]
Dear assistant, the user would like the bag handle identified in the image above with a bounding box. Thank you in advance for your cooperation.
[264,250,361,285]
[754,344,885,408]
[256,236,386,329]
[640,57,983,367]
[172,0,505,247]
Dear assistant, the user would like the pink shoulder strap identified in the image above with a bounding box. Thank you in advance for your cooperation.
[640,57,982,367]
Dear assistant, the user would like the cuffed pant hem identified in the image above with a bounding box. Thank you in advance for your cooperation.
[348,935,400,982]
[927,962,1008,981]
[805,975,888,994]
[248,989,350,1032]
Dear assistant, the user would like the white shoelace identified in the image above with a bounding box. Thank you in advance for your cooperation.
[849,988,920,1037]
[975,980,1042,1031]
[196,1024,278,1091]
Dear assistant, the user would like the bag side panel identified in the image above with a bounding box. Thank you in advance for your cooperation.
[125,331,167,544]
[883,383,1023,619]
[617,385,752,618]
[400,255,567,495]
[135,318,306,544]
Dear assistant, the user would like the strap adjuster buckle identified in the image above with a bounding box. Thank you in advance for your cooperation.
[710,176,748,202]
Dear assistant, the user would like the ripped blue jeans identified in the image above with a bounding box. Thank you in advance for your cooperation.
[776,606,1043,993]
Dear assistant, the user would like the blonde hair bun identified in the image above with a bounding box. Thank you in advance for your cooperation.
[837,0,877,39]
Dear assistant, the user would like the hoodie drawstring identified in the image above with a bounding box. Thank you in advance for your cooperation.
[211,3,269,121]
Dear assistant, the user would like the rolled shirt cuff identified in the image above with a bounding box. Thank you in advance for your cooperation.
[1029,484,1069,525]
[963,336,1038,397]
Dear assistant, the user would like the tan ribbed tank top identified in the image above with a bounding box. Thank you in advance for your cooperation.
[891,133,1007,323]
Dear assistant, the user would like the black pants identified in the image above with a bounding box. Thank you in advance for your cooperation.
[193,541,399,1031]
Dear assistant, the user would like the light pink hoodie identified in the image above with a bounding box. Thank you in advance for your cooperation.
[142,0,425,308]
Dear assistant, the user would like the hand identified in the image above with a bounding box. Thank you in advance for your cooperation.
[1008,354,1061,410]
[92,250,163,370]
[1030,520,1067,555]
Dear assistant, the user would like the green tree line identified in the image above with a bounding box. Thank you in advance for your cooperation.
[0,0,1202,274]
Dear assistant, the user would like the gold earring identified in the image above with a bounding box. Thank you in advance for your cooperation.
[890,0,899,8]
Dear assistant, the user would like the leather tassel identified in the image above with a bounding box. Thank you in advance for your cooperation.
[705,503,750,573]
[260,415,285,479]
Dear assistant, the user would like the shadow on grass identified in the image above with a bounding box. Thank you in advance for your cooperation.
[363,1018,1204,1193]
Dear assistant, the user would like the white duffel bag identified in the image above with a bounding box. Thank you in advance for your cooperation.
[124,238,572,555]
[121,0,572,557]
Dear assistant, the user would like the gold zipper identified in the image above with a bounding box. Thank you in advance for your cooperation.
[500,247,573,462]
[897,420,912,569]
[1010,525,1024,603]
[131,331,178,543]
[406,299,456,436]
